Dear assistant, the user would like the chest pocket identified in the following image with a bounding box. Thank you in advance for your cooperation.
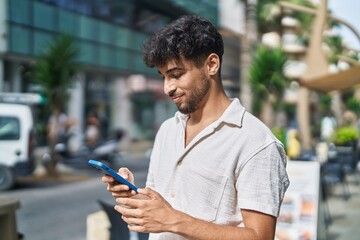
[181,165,228,222]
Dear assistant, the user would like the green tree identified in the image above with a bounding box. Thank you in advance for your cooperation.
[249,45,288,126]
[34,34,81,111]
[34,34,82,176]
[319,94,332,114]
[256,0,280,35]
[257,0,316,37]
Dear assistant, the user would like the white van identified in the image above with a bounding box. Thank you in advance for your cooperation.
[0,103,36,190]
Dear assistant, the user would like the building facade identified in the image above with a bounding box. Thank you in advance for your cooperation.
[0,0,243,141]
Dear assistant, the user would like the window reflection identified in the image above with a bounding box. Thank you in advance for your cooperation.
[0,117,20,140]
[37,0,173,34]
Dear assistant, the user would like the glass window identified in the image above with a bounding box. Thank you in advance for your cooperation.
[59,10,78,35]
[108,0,135,26]
[134,51,145,72]
[115,27,131,48]
[99,45,113,67]
[79,16,100,41]
[40,0,91,14]
[33,1,57,31]
[9,0,32,25]
[33,31,54,56]
[131,32,148,51]
[116,49,130,70]
[10,26,32,54]
[99,22,114,45]
[0,117,20,140]
[79,41,98,65]
[92,0,111,20]
[74,0,92,15]
[135,10,170,34]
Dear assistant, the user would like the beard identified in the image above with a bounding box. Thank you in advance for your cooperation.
[176,73,210,114]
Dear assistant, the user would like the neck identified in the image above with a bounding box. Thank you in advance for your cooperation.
[188,88,230,126]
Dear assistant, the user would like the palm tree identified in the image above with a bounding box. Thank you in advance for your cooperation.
[34,34,81,111]
[249,45,288,127]
[34,34,82,176]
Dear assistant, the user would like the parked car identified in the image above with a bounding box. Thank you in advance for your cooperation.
[0,103,36,190]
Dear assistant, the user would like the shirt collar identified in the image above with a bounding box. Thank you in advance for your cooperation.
[217,98,246,128]
[174,98,246,128]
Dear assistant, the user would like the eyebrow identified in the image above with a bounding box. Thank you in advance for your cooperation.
[158,67,185,76]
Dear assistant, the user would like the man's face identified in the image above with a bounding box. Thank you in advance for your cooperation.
[158,59,210,114]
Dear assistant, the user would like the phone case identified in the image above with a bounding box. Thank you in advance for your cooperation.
[88,159,138,192]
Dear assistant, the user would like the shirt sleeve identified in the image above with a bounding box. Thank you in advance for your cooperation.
[236,142,290,217]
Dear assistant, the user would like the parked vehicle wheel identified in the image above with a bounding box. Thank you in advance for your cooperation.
[0,165,15,191]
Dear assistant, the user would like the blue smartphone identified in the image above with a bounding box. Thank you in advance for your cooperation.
[88,159,138,192]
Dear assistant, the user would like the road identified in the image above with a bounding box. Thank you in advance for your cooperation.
[2,154,150,240]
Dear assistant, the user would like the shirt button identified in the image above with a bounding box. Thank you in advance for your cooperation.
[171,192,176,198]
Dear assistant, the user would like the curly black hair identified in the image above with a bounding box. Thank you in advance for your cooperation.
[142,15,224,70]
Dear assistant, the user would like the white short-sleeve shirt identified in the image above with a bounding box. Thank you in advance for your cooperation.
[146,98,290,240]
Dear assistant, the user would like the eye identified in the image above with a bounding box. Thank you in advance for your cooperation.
[171,72,183,79]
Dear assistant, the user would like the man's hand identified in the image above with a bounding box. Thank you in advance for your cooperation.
[102,167,136,198]
[114,187,181,233]
[112,186,277,240]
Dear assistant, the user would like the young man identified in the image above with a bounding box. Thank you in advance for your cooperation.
[103,15,289,240]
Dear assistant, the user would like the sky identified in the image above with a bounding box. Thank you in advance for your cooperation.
[328,0,360,50]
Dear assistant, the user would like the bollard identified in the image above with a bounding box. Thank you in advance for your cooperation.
[86,210,110,240]
[0,196,20,240]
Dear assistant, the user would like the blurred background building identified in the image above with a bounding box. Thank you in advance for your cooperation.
[0,0,244,142]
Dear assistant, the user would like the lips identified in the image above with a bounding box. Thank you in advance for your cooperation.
[171,94,184,103]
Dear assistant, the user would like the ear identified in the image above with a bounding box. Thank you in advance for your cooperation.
[206,53,220,77]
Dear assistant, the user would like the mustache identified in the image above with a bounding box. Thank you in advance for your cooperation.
[168,91,182,98]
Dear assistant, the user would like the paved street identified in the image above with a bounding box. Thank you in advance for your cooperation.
[326,175,360,240]
[8,177,113,240]
[3,152,150,240]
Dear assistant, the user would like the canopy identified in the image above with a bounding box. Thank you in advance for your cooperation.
[299,65,360,93]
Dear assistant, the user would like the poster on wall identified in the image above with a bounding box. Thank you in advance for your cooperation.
[275,160,321,240]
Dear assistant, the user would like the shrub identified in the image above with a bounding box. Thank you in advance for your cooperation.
[272,127,286,146]
[331,126,359,146]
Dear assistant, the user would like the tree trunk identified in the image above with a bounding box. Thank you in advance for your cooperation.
[260,96,275,128]
[47,140,59,177]
[297,87,312,150]
[240,0,258,111]
[330,91,344,126]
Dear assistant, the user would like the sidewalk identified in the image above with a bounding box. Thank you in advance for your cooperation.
[326,174,360,239]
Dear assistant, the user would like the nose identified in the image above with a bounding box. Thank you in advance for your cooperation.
[164,79,176,96]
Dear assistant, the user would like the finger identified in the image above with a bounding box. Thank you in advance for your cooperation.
[137,187,160,199]
[118,167,130,179]
[116,197,144,209]
[114,204,139,216]
[111,191,134,198]
[102,175,115,183]
[107,183,130,192]
[128,224,146,233]
[121,215,144,226]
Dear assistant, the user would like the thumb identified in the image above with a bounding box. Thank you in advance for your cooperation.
[118,167,130,179]
[118,167,135,184]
